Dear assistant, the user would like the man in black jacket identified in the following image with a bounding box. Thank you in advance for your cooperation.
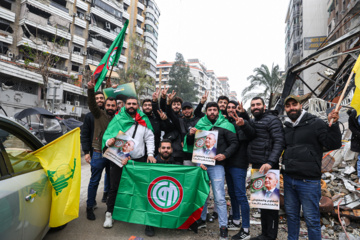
[142,97,173,156]
[282,95,341,240]
[186,102,239,240]
[226,100,256,240]
[248,97,285,240]
[81,91,110,205]
[348,109,360,182]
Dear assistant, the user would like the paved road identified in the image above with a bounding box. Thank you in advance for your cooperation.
[43,157,218,240]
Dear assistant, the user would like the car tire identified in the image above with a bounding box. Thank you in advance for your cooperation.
[51,224,68,231]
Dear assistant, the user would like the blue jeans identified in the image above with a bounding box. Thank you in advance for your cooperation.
[225,167,250,228]
[87,151,110,208]
[201,165,227,227]
[284,174,321,240]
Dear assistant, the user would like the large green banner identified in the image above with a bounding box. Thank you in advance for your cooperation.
[113,161,210,229]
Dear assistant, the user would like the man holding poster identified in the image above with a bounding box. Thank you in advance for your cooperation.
[247,97,284,240]
[184,102,238,240]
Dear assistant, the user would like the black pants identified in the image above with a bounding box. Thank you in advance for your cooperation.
[106,156,147,213]
[261,209,279,240]
[173,157,183,165]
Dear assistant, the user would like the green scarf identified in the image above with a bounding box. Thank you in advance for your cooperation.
[102,107,154,150]
[183,113,235,153]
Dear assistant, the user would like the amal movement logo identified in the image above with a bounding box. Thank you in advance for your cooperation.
[147,176,183,212]
[106,47,118,70]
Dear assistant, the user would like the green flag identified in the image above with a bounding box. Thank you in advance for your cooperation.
[92,20,129,92]
[183,113,235,153]
[102,107,154,150]
[113,160,210,229]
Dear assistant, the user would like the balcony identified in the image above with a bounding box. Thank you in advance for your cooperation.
[145,18,157,30]
[90,7,123,27]
[17,37,70,59]
[144,31,157,44]
[138,1,145,10]
[137,14,144,22]
[86,58,100,67]
[136,26,143,35]
[119,55,127,63]
[290,49,301,64]
[0,33,13,44]
[21,0,72,22]
[123,11,130,19]
[19,16,71,41]
[146,69,156,79]
[71,52,84,64]
[87,38,109,52]
[50,1,68,12]
[74,17,86,29]
[73,35,85,46]
[89,25,118,41]
[124,0,130,6]
[0,7,16,22]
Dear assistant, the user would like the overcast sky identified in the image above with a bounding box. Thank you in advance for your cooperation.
[155,0,289,100]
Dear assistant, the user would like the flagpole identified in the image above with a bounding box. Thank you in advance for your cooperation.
[329,71,354,127]
[106,64,115,88]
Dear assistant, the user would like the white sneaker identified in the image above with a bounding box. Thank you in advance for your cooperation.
[103,212,114,228]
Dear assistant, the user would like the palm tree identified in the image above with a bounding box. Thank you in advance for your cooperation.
[241,63,284,108]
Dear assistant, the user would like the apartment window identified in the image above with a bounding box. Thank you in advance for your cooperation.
[0,0,12,10]
[74,26,84,37]
[73,45,82,53]
[94,0,122,19]
[336,0,338,5]
[0,20,13,33]
[71,64,79,72]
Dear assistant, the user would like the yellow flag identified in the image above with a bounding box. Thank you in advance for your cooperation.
[25,128,81,227]
[351,55,360,116]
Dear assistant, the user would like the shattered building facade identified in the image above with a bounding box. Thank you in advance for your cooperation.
[0,0,160,117]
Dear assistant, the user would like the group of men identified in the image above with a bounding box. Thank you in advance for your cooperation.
[81,75,342,240]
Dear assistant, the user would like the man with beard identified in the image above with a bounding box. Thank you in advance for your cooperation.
[226,100,256,239]
[102,96,155,229]
[184,102,238,240]
[81,91,110,204]
[157,89,185,164]
[217,96,230,117]
[282,95,341,240]
[142,93,173,156]
[86,78,117,221]
[247,97,284,240]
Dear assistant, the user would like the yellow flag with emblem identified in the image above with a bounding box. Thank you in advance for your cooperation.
[25,128,81,227]
[351,55,360,116]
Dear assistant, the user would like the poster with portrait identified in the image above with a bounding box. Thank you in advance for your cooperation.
[249,169,280,210]
[103,131,138,168]
[191,130,218,166]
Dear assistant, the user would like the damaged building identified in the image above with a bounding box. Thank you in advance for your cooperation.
[0,0,160,118]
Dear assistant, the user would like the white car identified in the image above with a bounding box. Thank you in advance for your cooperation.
[0,114,65,240]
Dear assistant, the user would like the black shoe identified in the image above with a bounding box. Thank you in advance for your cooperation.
[189,220,198,233]
[228,220,241,231]
[86,207,95,220]
[212,212,219,219]
[145,225,155,237]
[219,226,228,240]
[232,228,250,240]
[197,219,207,229]
[102,192,108,203]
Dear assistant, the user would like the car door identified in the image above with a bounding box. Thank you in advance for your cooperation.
[0,121,51,240]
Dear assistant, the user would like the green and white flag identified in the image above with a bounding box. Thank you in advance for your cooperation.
[113,161,210,229]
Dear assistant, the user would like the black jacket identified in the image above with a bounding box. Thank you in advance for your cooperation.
[155,155,177,164]
[282,112,342,180]
[348,109,360,152]
[186,124,239,166]
[81,112,94,156]
[148,101,174,156]
[227,112,256,169]
[248,111,285,168]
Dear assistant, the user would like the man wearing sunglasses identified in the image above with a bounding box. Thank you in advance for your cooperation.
[86,76,118,221]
